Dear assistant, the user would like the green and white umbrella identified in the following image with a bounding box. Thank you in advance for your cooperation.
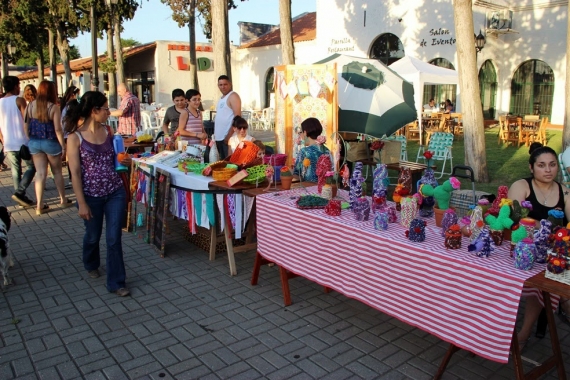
[316,54,417,138]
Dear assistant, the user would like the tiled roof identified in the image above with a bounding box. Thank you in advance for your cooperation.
[17,42,157,80]
[239,12,316,49]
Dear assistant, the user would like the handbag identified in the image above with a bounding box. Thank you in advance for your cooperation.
[346,141,370,162]
[19,144,31,160]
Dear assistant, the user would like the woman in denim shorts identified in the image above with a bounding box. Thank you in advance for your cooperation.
[25,80,71,215]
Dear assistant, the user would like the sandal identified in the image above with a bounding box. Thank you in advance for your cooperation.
[36,204,50,216]
[59,198,73,208]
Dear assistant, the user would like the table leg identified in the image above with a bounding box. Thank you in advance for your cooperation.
[279,266,292,306]
[209,224,217,261]
[251,251,271,286]
[543,292,567,380]
[223,211,237,276]
[434,343,460,380]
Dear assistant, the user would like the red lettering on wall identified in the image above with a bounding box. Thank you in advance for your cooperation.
[176,56,188,70]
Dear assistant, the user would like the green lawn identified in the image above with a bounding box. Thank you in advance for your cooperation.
[406,127,563,194]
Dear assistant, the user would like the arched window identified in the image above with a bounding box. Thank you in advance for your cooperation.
[478,60,498,119]
[424,58,457,109]
[510,60,554,118]
[265,67,274,108]
[369,33,404,65]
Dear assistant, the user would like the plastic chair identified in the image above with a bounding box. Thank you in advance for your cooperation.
[241,110,252,127]
[260,108,274,131]
[416,132,454,178]
[141,112,159,138]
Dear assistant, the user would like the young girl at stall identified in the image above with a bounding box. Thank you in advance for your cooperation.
[177,89,208,144]
[293,117,330,182]
[228,116,256,155]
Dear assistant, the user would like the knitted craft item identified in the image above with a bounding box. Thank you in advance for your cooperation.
[460,215,472,237]
[392,168,412,204]
[405,218,426,242]
[316,154,332,194]
[340,164,350,187]
[510,224,529,254]
[440,209,458,237]
[469,206,485,242]
[400,196,419,228]
[514,238,536,270]
[374,211,389,231]
[349,162,365,209]
[324,199,342,216]
[468,228,496,258]
[548,225,570,256]
[489,229,504,246]
[534,219,552,263]
[372,164,389,211]
[547,254,568,274]
[296,195,329,209]
[418,168,438,217]
[485,204,514,232]
[209,139,220,163]
[547,209,565,228]
[487,185,508,217]
[419,177,460,210]
[353,197,371,221]
[445,224,462,249]
[385,205,398,223]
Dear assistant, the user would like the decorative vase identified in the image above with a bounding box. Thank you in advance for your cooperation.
[280,177,292,190]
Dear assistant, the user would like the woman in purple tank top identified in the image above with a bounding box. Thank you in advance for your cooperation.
[64,91,132,297]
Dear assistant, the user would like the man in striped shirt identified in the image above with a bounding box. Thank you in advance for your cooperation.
[111,83,141,136]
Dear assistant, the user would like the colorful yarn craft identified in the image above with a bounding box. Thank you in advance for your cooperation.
[547,254,568,274]
[419,177,460,210]
[444,224,462,249]
[468,228,495,258]
[372,164,389,211]
[514,238,536,270]
[324,199,342,216]
[534,219,552,263]
[349,162,364,209]
[385,205,398,223]
[487,185,508,217]
[316,154,332,194]
[440,209,458,237]
[469,206,485,242]
[353,197,371,221]
[374,211,389,231]
[418,168,438,217]
[405,218,426,242]
[400,196,418,228]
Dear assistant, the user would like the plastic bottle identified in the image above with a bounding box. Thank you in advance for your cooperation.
[113,135,129,172]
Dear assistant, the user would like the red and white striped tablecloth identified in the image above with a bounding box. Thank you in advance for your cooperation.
[256,187,551,363]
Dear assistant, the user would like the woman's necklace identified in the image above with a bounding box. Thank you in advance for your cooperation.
[533,179,555,205]
[188,108,199,118]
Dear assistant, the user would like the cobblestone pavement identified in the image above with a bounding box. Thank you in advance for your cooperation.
[0,165,569,380]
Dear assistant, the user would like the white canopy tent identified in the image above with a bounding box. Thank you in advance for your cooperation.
[389,55,460,144]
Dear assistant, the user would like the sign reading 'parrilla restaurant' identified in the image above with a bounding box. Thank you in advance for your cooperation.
[328,38,355,54]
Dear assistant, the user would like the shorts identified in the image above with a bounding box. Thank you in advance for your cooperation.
[28,138,62,156]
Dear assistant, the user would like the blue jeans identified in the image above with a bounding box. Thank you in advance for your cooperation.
[82,187,127,292]
[6,150,36,195]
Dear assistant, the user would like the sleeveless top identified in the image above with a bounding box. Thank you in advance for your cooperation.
[181,108,203,144]
[524,177,567,223]
[28,103,57,140]
[214,91,235,141]
[76,127,123,197]
[0,96,27,152]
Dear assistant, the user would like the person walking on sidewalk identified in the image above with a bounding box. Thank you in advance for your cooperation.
[64,91,131,297]
[0,76,36,207]
[25,80,71,215]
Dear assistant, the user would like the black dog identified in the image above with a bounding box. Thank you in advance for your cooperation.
[0,206,13,286]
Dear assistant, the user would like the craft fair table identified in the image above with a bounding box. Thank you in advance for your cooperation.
[253,186,567,374]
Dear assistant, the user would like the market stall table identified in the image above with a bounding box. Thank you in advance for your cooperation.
[252,186,565,372]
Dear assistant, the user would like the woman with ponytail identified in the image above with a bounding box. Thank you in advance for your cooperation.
[64,91,131,297]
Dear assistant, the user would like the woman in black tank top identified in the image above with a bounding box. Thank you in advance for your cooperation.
[507,143,570,349]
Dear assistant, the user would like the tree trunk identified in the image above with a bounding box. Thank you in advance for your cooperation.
[211,0,231,81]
[563,11,570,150]
[114,14,125,86]
[0,51,7,78]
[107,25,117,108]
[453,0,489,182]
[56,24,72,89]
[279,0,295,65]
[36,48,45,87]
[188,0,199,91]
[48,29,57,91]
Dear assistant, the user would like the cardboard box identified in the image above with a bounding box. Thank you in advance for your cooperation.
[227,170,249,187]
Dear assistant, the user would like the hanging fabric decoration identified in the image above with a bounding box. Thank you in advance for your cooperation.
[309,77,322,98]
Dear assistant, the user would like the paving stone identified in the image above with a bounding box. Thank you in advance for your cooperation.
[0,363,13,379]
[266,364,303,380]
[56,361,82,380]
[11,356,35,377]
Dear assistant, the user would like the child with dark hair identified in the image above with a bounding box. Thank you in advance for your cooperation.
[65,91,131,297]
[228,115,256,154]
[178,89,207,144]
[161,88,186,135]
[293,117,330,182]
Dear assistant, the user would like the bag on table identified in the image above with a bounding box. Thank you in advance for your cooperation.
[346,141,369,162]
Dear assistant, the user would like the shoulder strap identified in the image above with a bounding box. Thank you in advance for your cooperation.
[75,131,83,143]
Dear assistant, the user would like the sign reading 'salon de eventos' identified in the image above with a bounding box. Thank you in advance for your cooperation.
[419,28,456,48]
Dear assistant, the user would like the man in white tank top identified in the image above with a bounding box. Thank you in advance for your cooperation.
[214,75,241,158]
[0,76,36,207]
